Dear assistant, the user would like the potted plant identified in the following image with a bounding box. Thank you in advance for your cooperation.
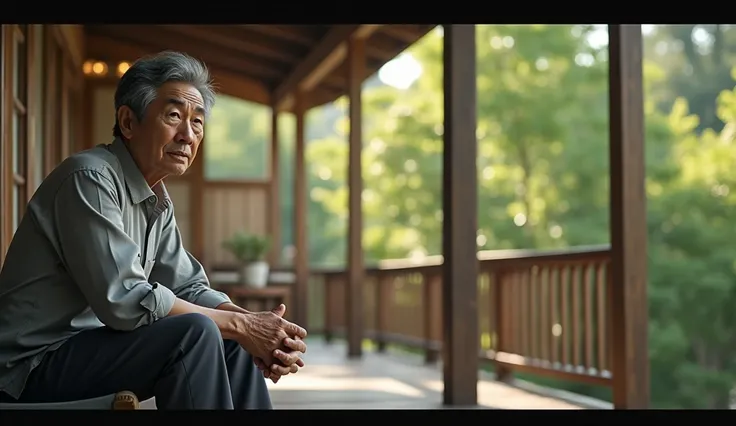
[222,232,272,288]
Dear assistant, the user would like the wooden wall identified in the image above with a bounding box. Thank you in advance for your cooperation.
[0,25,85,264]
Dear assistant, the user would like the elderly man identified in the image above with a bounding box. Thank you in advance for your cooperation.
[0,51,307,410]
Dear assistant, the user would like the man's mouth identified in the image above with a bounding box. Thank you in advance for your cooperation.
[167,152,190,162]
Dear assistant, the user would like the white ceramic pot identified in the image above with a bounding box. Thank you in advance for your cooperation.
[241,261,270,288]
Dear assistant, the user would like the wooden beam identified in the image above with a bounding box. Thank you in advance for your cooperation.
[441,24,479,407]
[383,25,432,44]
[355,25,383,40]
[607,24,649,409]
[158,25,303,65]
[86,25,286,82]
[346,35,365,359]
[241,25,323,47]
[56,25,85,68]
[85,35,272,106]
[273,25,380,110]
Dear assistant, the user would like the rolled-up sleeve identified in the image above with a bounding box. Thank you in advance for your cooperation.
[150,206,231,309]
[53,170,176,330]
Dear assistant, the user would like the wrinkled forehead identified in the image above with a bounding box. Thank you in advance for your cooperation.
[156,82,206,114]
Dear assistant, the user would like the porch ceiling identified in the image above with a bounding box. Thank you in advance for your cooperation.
[83,25,435,112]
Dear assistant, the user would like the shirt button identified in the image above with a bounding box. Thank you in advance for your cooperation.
[148,197,155,204]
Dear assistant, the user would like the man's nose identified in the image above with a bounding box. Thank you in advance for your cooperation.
[177,122,195,145]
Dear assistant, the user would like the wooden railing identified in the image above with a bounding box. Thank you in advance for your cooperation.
[307,244,612,388]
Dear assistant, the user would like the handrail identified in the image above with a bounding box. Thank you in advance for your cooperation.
[304,243,611,274]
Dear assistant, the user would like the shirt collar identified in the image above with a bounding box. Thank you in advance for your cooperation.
[109,137,171,208]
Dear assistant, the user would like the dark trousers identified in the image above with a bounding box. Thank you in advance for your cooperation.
[3,313,272,409]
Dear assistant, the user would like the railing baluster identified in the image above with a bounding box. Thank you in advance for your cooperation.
[596,262,607,374]
[549,266,558,367]
[571,265,581,371]
[584,263,594,373]
[540,267,550,365]
[309,246,613,392]
[560,266,570,368]
[423,273,440,363]
[376,273,390,352]
[519,271,528,358]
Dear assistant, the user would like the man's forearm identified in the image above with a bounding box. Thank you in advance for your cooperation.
[168,298,245,340]
[215,302,249,315]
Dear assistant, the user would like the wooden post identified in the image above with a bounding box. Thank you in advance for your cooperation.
[607,24,650,409]
[441,24,479,407]
[268,109,282,266]
[346,35,365,358]
[190,124,205,265]
[293,92,309,329]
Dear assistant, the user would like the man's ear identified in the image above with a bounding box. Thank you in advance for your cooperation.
[116,105,138,139]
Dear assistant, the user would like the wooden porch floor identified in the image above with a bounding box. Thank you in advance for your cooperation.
[266,339,598,410]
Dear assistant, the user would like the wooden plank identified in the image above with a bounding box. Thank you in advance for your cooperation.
[241,25,324,47]
[346,36,365,358]
[159,25,303,65]
[441,24,479,407]
[84,35,272,106]
[86,25,287,82]
[266,340,590,410]
[607,24,649,409]
[383,25,431,44]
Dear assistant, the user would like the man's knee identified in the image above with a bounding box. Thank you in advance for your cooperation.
[172,312,219,332]
[157,313,222,350]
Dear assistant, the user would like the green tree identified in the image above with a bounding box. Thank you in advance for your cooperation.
[646,76,736,407]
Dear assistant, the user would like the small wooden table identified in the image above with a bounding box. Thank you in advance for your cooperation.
[215,285,291,316]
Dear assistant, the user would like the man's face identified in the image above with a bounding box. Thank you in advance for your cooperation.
[118,81,206,185]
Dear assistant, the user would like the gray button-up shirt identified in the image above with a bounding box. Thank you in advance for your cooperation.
[0,138,231,399]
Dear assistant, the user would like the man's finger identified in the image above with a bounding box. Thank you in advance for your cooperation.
[282,320,307,339]
[283,337,308,353]
[253,357,268,372]
[271,304,286,317]
[273,349,302,367]
[296,358,305,368]
[270,363,294,376]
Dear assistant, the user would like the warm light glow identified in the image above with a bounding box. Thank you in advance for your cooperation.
[117,61,130,76]
[82,60,93,75]
[92,61,107,75]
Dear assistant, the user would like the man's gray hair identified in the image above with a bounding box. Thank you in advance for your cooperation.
[112,51,216,137]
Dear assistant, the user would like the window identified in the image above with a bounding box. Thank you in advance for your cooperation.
[204,95,270,181]
[32,25,44,189]
[9,25,29,233]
